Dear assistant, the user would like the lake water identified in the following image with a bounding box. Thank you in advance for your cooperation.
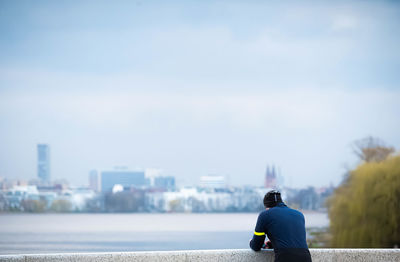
[0,212,329,254]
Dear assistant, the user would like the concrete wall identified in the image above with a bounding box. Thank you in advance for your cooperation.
[0,249,399,262]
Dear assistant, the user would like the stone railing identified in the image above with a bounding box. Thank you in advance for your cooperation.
[0,249,399,262]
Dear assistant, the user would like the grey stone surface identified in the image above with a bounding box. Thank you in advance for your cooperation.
[185,249,274,262]
[24,253,114,262]
[0,255,25,262]
[311,249,400,262]
[110,251,187,262]
[0,249,399,262]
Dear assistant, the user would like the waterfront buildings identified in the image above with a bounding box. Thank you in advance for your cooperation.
[100,169,146,192]
[154,176,175,190]
[89,170,100,192]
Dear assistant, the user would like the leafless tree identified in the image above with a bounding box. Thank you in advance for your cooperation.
[352,136,395,163]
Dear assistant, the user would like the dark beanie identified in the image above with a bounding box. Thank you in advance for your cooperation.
[263,190,283,208]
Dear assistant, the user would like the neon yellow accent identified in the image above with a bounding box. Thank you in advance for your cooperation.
[254,231,265,236]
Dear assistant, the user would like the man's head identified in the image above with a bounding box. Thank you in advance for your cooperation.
[263,190,283,208]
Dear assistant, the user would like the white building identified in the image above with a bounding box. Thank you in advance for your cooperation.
[146,187,232,212]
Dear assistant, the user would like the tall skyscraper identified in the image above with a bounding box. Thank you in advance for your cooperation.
[37,144,50,183]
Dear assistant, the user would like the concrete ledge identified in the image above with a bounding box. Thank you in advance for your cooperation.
[0,249,399,262]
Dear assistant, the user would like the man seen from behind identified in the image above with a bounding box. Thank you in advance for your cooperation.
[250,190,312,262]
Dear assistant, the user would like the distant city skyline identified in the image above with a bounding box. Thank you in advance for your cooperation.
[0,0,399,188]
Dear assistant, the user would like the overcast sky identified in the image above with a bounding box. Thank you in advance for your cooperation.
[0,0,399,188]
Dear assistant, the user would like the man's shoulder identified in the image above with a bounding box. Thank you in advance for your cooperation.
[287,207,305,218]
[271,205,304,216]
[258,209,271,219]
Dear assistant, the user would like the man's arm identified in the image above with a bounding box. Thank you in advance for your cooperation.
[250,213,266,251]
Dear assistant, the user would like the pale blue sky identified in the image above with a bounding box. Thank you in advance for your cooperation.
[0,0,399,187]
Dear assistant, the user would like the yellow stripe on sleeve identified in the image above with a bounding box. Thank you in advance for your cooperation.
[254,231,265,236]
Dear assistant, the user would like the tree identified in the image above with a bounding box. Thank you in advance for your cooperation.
[104,191,144,212]
[168,199,183,212]
[352,136,395,163]
[85,195,103,212]
[50,199,72,212]
[21,199,46,212]
[287,187,321,210]
[328,153,400,247]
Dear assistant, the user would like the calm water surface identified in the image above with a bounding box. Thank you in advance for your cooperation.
[0,212,328,254]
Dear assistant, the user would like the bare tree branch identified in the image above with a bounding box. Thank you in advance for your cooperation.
[352,136,395,163]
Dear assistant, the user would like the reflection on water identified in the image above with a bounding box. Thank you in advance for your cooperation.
[0,212,328,254]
